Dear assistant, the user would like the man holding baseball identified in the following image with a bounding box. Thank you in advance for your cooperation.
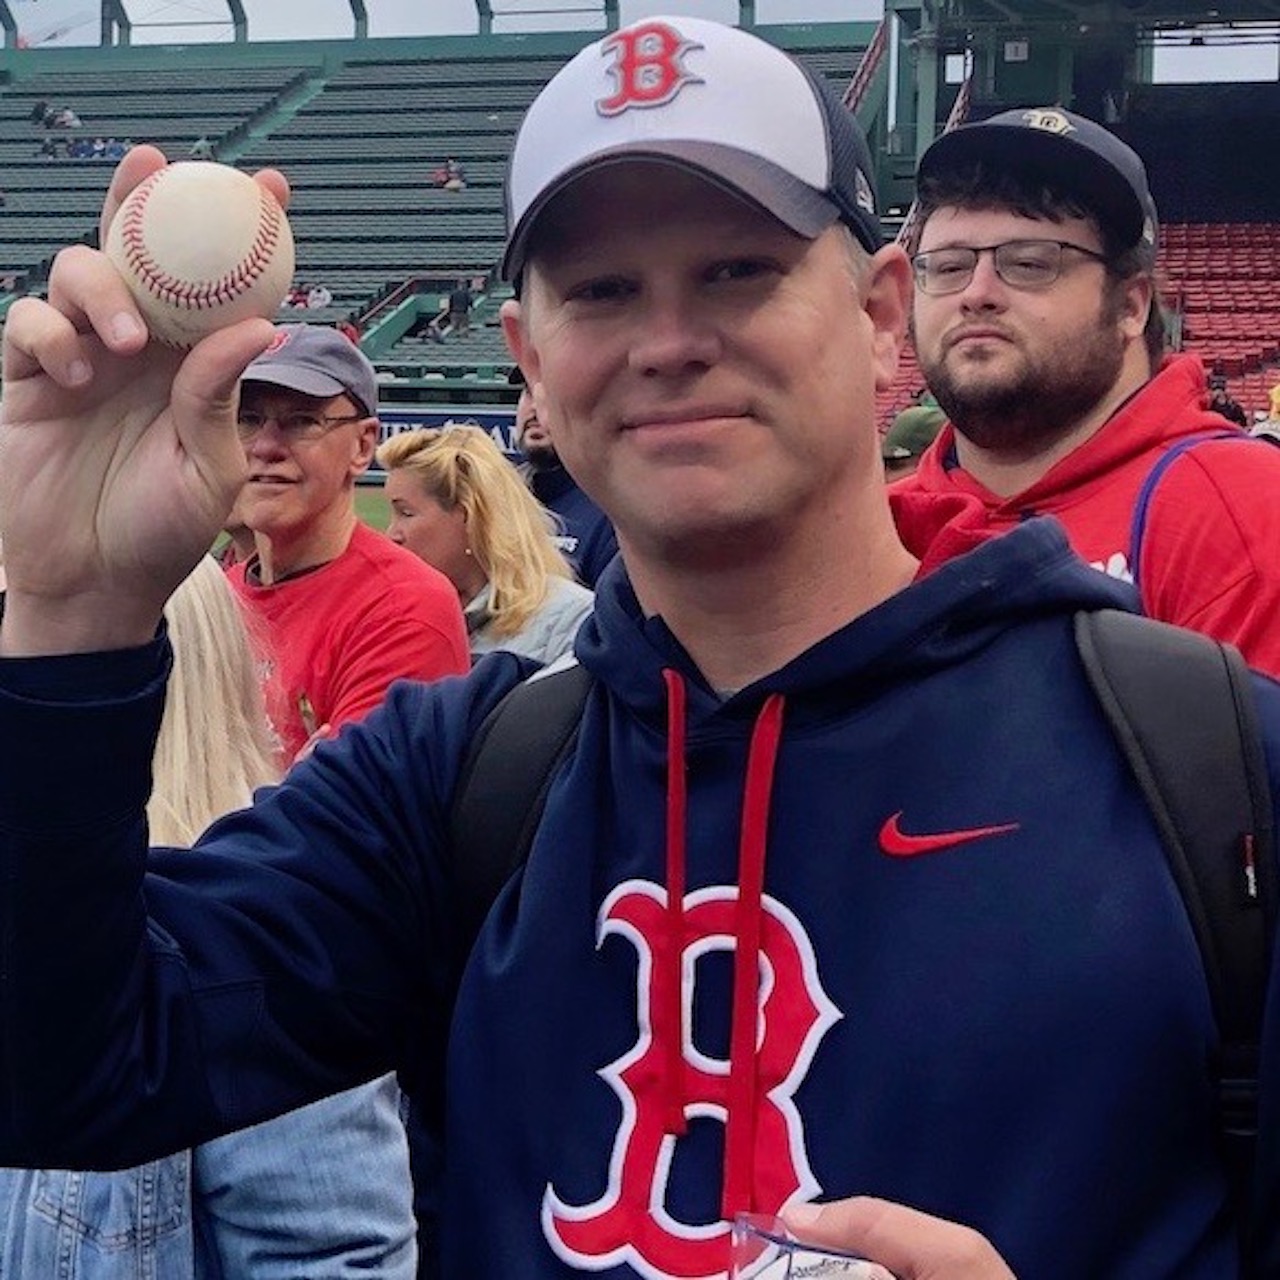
[0,18,1278,1280]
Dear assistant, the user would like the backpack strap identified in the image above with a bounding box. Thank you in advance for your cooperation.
[448,661,594,966]
[1075,608,1277,1262]
[407,662,594,1245]
[1127,429,1241,591]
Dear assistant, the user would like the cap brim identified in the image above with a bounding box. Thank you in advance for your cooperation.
[919,125,1146,248]
[502,144,839,282]
[243,365,348,401]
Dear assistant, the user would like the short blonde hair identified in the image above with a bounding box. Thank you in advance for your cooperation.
[150,556,280,846]
[376,425,574,638]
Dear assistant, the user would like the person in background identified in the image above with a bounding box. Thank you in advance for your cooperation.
[902,106,1280,678]
[1208,384,1248,428]
[881,403,945,480]
[378,424,592,664]
[509,365,617,588]
[0,556,417,1279]
[446,278,473,335]
[229,323,469,760]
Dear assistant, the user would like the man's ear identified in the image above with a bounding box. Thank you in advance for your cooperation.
[500,297,539,386]
[350,415,380,476]
[1118,272,1155,342]
[863,244,913,393]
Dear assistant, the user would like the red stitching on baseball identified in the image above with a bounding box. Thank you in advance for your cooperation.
[119,170,283,311]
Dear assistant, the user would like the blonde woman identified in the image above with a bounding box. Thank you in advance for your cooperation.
[378,425,593,664]
[0,557,417,1279]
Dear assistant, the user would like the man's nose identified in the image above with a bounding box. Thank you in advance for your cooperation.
[956,251,1007,309]
[628,295,722,376]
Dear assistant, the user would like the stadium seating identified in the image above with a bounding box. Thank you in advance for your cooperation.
[0,62,311,291]
[1159,221,1280,414]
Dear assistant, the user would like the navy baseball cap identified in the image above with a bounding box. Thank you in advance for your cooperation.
[917,106,1158,252]
[502,15,883,282]
[242,323,379,417]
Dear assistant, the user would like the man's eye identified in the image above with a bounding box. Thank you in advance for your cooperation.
[569,277,632,303]
[709,259,772,283]
[1011,253,1053,272]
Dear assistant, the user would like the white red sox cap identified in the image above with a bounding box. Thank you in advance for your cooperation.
[501,15,883,283]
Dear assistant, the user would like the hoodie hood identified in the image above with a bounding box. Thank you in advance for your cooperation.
[576,501,1134,725]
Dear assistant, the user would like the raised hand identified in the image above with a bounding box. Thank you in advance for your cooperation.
[0,146,289,656]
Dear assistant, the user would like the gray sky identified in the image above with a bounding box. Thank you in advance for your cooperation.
[10,0,1278,80]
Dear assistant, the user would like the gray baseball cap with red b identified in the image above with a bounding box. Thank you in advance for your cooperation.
[242,324,379,417]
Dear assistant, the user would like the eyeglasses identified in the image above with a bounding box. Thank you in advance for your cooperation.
[911,239,1110,296]
[235,410,366,442]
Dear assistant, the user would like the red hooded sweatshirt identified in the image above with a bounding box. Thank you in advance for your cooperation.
[896,353,1280,679]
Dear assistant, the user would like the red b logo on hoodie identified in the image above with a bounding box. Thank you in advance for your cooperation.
[596,22,702,117]
[543,880,841,1279]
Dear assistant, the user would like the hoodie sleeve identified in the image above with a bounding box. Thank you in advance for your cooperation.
[0,639,527,1170]
[1138,437,1280,682]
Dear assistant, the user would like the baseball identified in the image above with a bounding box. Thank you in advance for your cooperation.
[105,161,295,348]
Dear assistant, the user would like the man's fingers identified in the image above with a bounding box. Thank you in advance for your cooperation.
[42,243,149,357]
[1,283,145,392]
[99,143,169,243]
[252,166,291,211]
[782,1198,1016,1280]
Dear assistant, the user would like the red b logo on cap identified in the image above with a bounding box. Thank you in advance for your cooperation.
[597,22,702,117]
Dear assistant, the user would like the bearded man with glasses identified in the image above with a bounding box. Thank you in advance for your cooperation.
[230,323,468,762]
[902,108,1280,679]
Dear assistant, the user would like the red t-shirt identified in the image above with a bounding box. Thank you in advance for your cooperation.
[896,354,1280,679]
[229,521,469,761]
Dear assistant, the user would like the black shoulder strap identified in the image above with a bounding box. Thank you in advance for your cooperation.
[449,662,593,966]
[1075,608,1277,1260]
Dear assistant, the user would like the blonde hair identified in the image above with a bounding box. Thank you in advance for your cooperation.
[150,556,281,846]
[376,425,574,638]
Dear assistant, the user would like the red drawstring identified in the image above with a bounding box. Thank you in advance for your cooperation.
[657,672,787,1220]
[662,669,689,1136]
[721,693,785,1221]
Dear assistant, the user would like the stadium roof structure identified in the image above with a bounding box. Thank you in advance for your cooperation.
[931,1,1280,31]
[0,1,797,49]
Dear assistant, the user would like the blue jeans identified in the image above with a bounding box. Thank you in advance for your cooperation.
[0,1075,416,1279]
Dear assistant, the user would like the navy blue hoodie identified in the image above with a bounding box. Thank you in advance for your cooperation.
[0,495,1277,1279]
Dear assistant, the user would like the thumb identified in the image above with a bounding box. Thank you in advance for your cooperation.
[170,319,277,468]
[172,318,278,420]
[782,1198,1015,1280]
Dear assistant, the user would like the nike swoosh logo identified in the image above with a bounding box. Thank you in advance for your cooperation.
[879,811,1021,857]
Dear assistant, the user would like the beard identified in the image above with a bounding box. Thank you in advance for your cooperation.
[917,297,1128,456]
[520,439,560,471]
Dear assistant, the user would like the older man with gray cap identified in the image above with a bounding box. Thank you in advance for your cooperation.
[900,106,1280,678]
[230,322,468,760]
[1,19,1280,1280]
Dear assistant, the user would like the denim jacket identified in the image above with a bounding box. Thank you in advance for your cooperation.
[0,1075,416,1279]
